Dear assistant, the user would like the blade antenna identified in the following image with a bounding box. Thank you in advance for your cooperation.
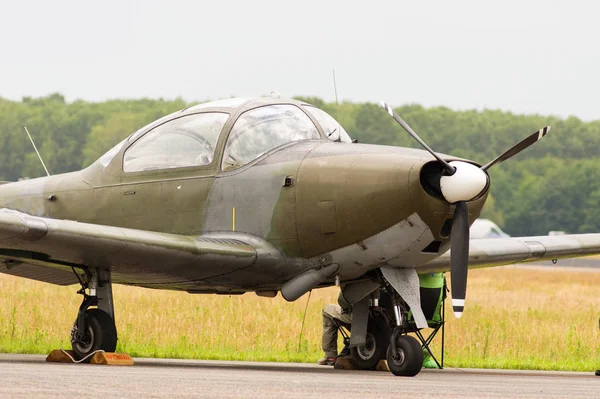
[23,126,50,176]
[332,68,341,142]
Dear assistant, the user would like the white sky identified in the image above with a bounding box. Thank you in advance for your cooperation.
[1,0,599,120]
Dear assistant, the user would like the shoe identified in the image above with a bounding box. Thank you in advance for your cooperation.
[596,370,600,376]
[317,357,336,366]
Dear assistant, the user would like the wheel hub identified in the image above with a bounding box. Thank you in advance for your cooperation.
[392,348,405,366]
[71,324,95,354]
[356,333,376,360]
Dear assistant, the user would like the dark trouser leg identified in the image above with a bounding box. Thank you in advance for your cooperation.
[322,310,338,358]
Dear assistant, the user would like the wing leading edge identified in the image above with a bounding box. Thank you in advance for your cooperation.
[419,233,600,273]
[0,209,257,286]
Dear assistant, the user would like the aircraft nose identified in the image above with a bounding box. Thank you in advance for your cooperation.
[296,145,418,259]
[408,158,489,241]
[440,161,489,203]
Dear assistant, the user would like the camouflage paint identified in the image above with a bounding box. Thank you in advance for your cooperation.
[0,97,489,293]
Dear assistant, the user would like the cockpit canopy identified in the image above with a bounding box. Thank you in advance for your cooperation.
[95,97,352,173]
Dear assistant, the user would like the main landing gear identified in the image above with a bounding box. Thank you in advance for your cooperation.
[70,268,117,361]
[350,309,389,370]
[346,281,424,376]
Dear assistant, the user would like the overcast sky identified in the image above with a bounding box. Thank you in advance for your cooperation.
[1,1,599,120]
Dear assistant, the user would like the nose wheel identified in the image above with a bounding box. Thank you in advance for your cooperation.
[377,274,424,377]
[386,329,423,377]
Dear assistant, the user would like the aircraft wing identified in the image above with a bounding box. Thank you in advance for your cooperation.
[0,209,258,286]
[419,233,600,273]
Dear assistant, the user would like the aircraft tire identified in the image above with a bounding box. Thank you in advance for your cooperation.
[71,308,118,362]
[350,313,389,370]
[386,334,423,377]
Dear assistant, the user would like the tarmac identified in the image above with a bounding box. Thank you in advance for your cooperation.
[1,354,598,398]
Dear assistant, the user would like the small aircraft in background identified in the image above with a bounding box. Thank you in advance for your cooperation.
[470,219,510,239]
[1,96,598,376]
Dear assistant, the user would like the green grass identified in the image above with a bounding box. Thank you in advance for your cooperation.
[0,266,598,371]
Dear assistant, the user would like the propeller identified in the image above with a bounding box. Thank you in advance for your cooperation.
[450,201,469,318]
[481,126,550,171]
[380,101,550,317]
[380,102,456,176]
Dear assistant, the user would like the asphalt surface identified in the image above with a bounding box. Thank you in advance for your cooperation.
[0,354,598,398]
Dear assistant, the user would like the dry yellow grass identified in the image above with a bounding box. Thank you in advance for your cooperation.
[444,266,600,370]
[0,265,598,370]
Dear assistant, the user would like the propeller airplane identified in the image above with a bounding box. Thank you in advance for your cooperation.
[0,96,597,376]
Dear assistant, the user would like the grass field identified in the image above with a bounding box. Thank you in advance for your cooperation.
[0,266,598,371]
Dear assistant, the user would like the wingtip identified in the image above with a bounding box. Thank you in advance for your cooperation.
[453,311,463,319]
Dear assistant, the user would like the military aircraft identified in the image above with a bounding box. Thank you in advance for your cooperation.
[1,96,599,376]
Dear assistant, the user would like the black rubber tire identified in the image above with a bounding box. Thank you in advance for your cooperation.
[71,308,117,361]
[386,335,423,377]
[351,313,390,370]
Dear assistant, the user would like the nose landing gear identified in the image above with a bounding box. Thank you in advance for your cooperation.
[378,270,425,376]
[386,328,423,376]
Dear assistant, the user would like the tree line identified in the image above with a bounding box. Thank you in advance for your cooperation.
[0,93,598,236]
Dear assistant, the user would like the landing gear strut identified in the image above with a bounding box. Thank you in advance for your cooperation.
[70,268,117,361]
[381,277,424,377]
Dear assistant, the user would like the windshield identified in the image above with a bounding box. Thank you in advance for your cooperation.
[222,105,319,171]
[302,105,352,143]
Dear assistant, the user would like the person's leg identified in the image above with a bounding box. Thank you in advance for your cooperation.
[319,304,344,365]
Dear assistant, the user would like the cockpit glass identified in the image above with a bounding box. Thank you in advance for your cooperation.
[123,112,229,172]
[185,98,252,112]
[302,105,352,143]
[97,139,126,167]
[222,105,320,171]
[127,112,178,143]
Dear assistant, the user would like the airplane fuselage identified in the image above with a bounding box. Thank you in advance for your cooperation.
[0,140,487,292]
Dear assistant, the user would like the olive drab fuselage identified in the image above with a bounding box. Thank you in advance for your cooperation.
[0,97,487,292]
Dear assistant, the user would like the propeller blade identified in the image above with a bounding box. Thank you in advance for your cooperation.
[481,126,551,171]
[450,201,469,318]
[380,101,455,175]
